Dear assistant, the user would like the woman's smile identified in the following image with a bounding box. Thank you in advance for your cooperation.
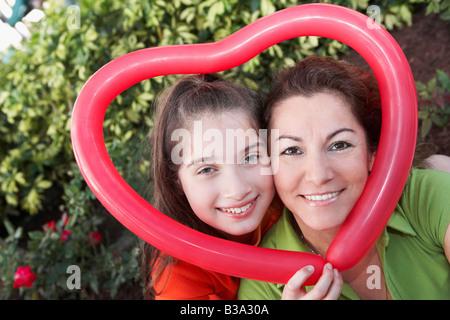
[300,189,344,207]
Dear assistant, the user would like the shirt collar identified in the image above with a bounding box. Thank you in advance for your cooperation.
[250,225,262,246]
[386,205,417,236]
[272,208,360,299]
[271,207,415,300]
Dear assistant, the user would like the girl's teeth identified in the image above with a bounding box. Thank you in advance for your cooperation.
[304,191,340,201]
[221,201,253,214]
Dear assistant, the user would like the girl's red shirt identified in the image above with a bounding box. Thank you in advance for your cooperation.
[153,195,283,300]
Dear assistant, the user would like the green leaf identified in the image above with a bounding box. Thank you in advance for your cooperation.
[427,77,437,92]
[14,226,23,239]
[28,230,44,240]
[415,81,427,92]
[431,112,446,127]
[421,117,432,138]
[436,69,450,91]
[4,219,15,237]
[418,110,429,120]
[439,10,450,20]
[36,179,52,189]
[260,0,276,16]
[89,275,99,294]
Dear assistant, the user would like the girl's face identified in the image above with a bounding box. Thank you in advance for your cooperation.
[177,111,275,240]
[269,92,376,232]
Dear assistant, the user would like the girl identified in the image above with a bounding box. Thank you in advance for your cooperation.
[238,55,450,300]
[141,74,282,299]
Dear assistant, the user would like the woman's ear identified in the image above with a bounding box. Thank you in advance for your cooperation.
[368,148,377,172]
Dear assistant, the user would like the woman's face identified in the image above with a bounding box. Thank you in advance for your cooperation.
[177,111,275,240]
[269,92,376,232]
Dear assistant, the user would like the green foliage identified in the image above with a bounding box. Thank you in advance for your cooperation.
[0,0,418,218]
[0,0,438,299]
[0,212,141,299]
[411,0,450,20]
[417,70,450,138]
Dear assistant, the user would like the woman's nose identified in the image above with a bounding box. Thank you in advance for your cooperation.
[303,152,333,186]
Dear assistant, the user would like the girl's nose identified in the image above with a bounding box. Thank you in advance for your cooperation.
[221,167,252,200]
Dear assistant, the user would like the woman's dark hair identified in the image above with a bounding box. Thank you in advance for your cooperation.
[265,55,382,152]
[141,73,264,299]
[265,54,435,166]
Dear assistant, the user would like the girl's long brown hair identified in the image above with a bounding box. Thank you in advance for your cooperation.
[141,74,264,299]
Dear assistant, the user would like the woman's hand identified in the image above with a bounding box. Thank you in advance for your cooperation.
[281,263,343,300]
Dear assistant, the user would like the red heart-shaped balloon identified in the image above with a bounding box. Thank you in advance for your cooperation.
[71,4,417,285]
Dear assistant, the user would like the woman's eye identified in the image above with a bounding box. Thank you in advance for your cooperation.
[281,147,303,156]
[329,141,352,151]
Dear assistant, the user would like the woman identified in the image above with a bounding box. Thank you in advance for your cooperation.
[238,55,450,300]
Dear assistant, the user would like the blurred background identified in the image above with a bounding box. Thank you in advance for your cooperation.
[0,0,449,299]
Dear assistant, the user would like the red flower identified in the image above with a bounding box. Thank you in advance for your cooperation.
[13,266,37,289]
[61,212,69,226]
[43,220,56,232]
[61,229,71,242]
[88,232,102,246]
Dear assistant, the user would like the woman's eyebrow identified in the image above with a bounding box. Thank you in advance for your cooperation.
[276,134,302,142]
[276,128,356,142]
[326,128,356,140]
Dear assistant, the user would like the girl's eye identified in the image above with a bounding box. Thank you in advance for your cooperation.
[243,153,260,164]
[329,141,352,151]
[281,146,303,156]
[196,167,215,175]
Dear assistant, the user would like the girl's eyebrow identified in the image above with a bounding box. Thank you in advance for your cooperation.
[187,156,215,167]
[186,142,262,167]
[276,128,356,142]
[245,142,262,152]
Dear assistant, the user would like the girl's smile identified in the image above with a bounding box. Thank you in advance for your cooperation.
[217,196,257,216]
